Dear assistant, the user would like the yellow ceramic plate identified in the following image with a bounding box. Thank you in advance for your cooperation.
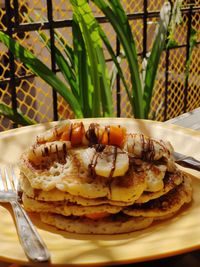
[0,118,200,266]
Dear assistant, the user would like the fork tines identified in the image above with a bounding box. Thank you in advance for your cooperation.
[0,166,18,192]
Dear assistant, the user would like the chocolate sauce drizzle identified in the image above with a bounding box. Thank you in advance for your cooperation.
[37,142,68,164]
[68,123,73,141]
[85,123,99,146]
[140,134,156,161]
[109,146,118,178]
[89,146,119,178]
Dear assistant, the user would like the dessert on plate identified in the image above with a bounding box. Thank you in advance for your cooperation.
[18,120,192,234]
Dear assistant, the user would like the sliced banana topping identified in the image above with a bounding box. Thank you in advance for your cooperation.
[145,164,167,192]
[27,141,71,165]
[36,121,70,143]
[124,133,173,161]
[81,146,129,178]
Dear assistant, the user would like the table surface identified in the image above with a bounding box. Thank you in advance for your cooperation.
[1,107,200,267]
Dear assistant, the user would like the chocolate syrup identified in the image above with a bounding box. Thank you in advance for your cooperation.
[95,144,105,152]
[89,146,118,178]
[140,134,156,161]
[68,123,73,141]
[109,146,117,178]
[88,150,99,177]
[43,146,49,156]
[86,123,99,146]
[62,142,67,156]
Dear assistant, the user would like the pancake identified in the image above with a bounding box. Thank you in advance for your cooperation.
[22,174,190,219]
[40,213,154,234]
[123,175,192,218]
[20,174,134,206]
[135,170,184,203]
[22,193,122,216]
[20,170,184,206]
[19,147,148,202]
[21,174,192,234]
[19,148,110,197]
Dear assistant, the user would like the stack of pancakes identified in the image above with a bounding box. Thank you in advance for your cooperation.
[19,121,192,234]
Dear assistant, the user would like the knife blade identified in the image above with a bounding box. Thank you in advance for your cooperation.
[173,151,200,172]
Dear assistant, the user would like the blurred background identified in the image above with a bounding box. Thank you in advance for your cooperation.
[0,0,199,131]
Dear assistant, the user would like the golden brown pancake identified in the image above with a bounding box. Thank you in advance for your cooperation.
[22,193,122,216]
[19,147,148,203]
[135,170,184,203]
[21,175,192,234]
[123,176,192,218]
[20,174,134,206]
[40,213,154,234]
[20,170,184,207]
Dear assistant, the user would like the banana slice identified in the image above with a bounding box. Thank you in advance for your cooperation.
[27,141,71,165]
[81,146,129,178]
[145,164,167,192]
[124,133,173,161]
[36,121,70,143]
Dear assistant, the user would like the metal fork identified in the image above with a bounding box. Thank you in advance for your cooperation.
[0,166,50,262]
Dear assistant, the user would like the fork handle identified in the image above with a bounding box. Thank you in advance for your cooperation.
[10,200,50,262]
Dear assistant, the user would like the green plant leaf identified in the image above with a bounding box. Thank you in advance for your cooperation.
[98,27,132,102]
[166,38,178,49]
[71,0,114,117]
[71,1,100,116]
[143,2,171,118]
[72,16,92,117]
[189,27,198,52]
[0,103,36,126]
[54,32,75,70]
[33,29,79,100]
[26,12,75,72]
[0,31,83,118]
[92,0,144,118]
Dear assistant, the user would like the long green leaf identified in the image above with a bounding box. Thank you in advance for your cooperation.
[54,31,75,70]
[92,0,144,118]
[0,31,83,118]
[0,104,36,126]
[70,0,114,117]
[143,2,171,118]
[97,48,114,116]
[26,12,75,72]
[72,2,100,116]
[72,17,92,117]
[99,27,131,101]
[33,30,79,100]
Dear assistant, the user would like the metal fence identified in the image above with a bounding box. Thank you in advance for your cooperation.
[0,0,199,131]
